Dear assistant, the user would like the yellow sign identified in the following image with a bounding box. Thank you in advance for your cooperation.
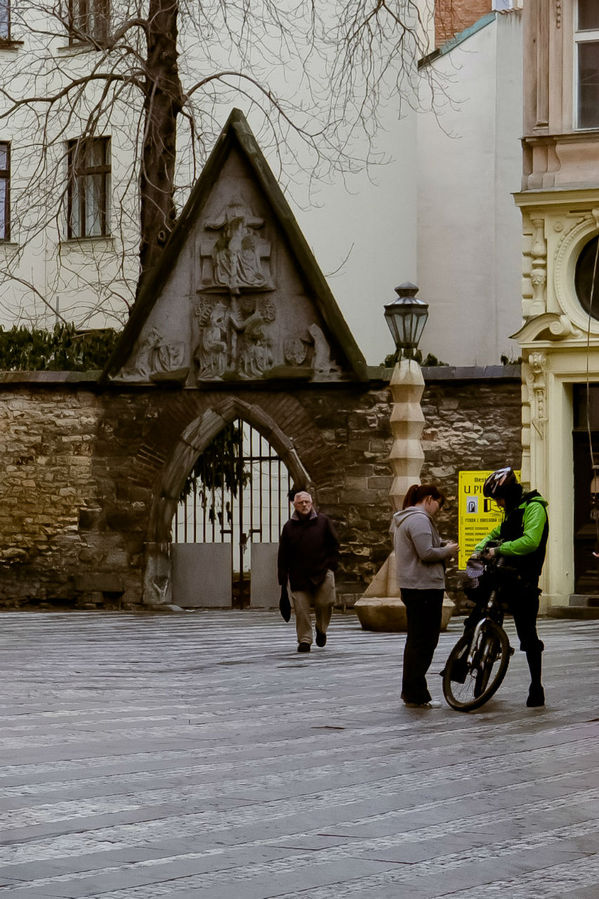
[457,470,520,569]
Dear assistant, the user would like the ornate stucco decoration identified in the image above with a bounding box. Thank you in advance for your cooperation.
[526,217,547,316]
[553,211,599,334]
[512,312,575,344]
[525,352,548,439]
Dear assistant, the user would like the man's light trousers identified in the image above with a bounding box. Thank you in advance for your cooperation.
[290,570,336,645]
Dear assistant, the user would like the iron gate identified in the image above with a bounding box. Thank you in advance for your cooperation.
[172,418,292,607]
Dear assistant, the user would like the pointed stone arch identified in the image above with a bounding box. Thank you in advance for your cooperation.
[144,397,311,606]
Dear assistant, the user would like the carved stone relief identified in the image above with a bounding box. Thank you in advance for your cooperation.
[528,218,547,315]
[116,196,345,384]
[308,323,341,375]
[120,327,187,382]
[194,301,229,379]
[283,336,309,366]
[526,351,547,440]
[193,295,276,380]
[200,202,273,293]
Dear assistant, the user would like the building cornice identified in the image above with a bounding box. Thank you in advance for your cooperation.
[513,187,599,208]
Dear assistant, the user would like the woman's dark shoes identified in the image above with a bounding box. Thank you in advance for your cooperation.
[297,642,311,653]
[315,629,327,647]
[403,700,441,709]
[526,684,545,707]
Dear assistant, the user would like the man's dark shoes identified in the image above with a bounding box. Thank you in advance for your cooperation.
[526,684,545,707]
[297,642,311,653]
[315,628,327,647]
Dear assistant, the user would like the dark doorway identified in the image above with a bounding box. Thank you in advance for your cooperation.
[573,384,599,595]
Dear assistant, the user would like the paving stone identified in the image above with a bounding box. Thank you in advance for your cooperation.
[0,612,597,897]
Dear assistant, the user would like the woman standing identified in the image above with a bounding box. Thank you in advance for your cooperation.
[391,484,459,709]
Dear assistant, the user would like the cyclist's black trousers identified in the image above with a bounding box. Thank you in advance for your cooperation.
[507,581,544,655]
[465,580,544,655]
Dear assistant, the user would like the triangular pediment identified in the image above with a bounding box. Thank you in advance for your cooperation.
[104,109,367,384]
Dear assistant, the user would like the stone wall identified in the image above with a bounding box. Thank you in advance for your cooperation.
[0,367,522,609]
[420,367,523,597]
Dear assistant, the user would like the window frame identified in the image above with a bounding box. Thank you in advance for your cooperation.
[66,137,111,240]
[574,0,599,130]
[68,0,110,45]
[0,142,10,241]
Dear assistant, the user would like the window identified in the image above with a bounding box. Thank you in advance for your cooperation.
[68,0,109,44]
[575,234,599,318]
[67,138,110,239]
[0,0,9,40]
[0,142,9,241]
[575,0,599,129]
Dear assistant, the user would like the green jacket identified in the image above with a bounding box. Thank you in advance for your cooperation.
[475,491,549,579]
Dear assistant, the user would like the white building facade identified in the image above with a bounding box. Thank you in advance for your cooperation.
[514,0,599,610]
[0,1,525,369]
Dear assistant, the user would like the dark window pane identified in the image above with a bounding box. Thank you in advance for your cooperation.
[69,0,109,43]
[578,42,599,128]
[579,0,599,31]
[0,0,8,39]
[574,384,599,430]
[0,181,6,239]
[67,137,110,238]
[575,235,599,319]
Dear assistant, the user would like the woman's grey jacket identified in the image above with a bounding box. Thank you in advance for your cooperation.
[391,505,455,589]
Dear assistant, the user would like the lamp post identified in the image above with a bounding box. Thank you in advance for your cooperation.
[384,283,429,511]
[355,282,452,631]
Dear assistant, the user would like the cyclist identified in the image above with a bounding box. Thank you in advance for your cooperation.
[473,467,548,707]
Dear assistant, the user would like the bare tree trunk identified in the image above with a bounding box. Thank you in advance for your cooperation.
[139,0,183,294]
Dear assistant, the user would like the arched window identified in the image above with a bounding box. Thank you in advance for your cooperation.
[575,234,599,318]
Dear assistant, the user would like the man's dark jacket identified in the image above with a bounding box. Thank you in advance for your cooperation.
[278,511,340,591]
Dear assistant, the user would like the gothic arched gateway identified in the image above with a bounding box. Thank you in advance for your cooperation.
[101,110,381,608]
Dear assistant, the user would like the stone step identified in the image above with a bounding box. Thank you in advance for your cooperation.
[569,594,599,607]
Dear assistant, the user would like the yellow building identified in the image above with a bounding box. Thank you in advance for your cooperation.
[514,0,599,611]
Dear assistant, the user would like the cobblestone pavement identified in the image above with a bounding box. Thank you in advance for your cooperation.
[0,610,597,898]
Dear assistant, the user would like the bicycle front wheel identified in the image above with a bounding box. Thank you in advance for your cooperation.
[443,620,511,712]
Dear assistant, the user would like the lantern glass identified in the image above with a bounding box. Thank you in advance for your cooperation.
[384,283,429,359]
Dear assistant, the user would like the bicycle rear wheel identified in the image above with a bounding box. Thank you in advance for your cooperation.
[443,620,511,712]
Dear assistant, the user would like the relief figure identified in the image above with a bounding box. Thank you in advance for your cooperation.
[207,204,267,293]
[231,297,276,378]
[194,301,229,379]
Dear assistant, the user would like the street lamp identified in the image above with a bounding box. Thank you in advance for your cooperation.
[355,280,452,632]
[384,282,429,361]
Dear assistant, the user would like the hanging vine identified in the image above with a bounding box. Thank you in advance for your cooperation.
[179,421,251,523]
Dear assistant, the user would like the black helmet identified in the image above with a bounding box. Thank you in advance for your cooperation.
[483,467,518,500]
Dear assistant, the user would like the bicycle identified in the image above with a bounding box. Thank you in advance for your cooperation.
[442,547,514,712]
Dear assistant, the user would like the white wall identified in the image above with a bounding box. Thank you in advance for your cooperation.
[416,13,523,366]
[292,109,418,367]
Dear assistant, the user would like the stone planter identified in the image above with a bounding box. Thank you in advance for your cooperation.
[353,551,454,632]
[354,594,454,632]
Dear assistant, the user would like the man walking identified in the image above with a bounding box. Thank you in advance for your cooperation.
[277,490,340,652]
